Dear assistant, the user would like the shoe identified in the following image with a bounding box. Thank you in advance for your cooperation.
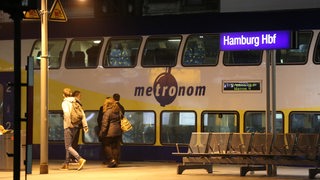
[107,159,117,168]
[77,158,86,171]
[60,163,69,170]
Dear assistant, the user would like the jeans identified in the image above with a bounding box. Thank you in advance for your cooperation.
[64,127,81,164]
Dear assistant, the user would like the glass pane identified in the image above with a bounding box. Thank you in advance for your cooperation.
[223,50,262,65]
[276,31,312,64]
[314,33,320,63]
[30,39,66,69]
[48,112,64,141]
[289,112,320,133]
[202,112,238,132]
[30,40,66,69]
[122,111,155,144]
[244,111,283,133]
[142,36,181,66]
[83,111,100,143]
[65,38,103,68]
[103,38,141,67]
[183,34,219,66]
[160,111,196,144]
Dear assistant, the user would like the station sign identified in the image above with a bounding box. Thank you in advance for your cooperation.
[220,31,291,51]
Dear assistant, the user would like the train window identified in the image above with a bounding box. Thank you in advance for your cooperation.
[103,38,141,67]
[122,111,155,144]
[223,50,262,65]
[83,111,100,143]
[142,35,181,67]
[313,33,320,64]
[48,111,64,141]
[202,111,239,132]
[182,34,219,66]
[244,111,284,133]
[160,111,196,144]
[65,38,103,69]
[30,39,66,69]
[276,31,312,65]
[289,111,320,133]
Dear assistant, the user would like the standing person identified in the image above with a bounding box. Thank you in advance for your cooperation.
[113,93,125,115]
[70,90,89,163]
[99,98,122,168]
[61,88,88,170]
[96,96,110,164]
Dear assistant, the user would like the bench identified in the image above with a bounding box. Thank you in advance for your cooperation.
[172,132,320,178]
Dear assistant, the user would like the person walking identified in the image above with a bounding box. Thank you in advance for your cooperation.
[99,98,122,167]
[69,90,89,163]
[61,88,88,170]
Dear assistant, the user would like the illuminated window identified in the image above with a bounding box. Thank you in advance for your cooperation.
[313,33,320,64]
[30,39,66,69]
[83,111,100,143]
[66,38,103,68]
[142,36,181,67]
[289,111,320,133]
[276,31,312,65]
[122,111,155,144]
[223,50,262,65]
[244,111,283,133]
[160,111,196,144]
[202,111,239,132]
[183,34,219,66]
[103,38,141,67]
[48,111,64,141]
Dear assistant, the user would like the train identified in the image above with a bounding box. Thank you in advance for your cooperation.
[1,13,320,161]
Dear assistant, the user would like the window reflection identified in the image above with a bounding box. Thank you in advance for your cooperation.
[202,111,239,132]
[160,111,196,144]
[122,111,155,144]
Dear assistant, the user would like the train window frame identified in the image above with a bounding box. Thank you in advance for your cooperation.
[65,37,104,69]
[82,110,100,144]
[313,32,320,64]
[102,37,142,68]
[289,111,320,133]
[276,31,313,65]
[48,110,64,142]
[30,39,66,70]
[244,111,284,133]
[182,34,219,66]
[141,35,182,67]
[223,50,263,66]
[121,110,156,145]
[201,111,240,132]
[160,110,196,145]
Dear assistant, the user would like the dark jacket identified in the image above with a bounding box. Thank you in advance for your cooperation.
[99,108,121,138]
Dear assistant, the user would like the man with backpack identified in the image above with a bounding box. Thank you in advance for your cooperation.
[61,88,88,170]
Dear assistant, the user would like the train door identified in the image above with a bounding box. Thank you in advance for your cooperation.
[0,72,14,129]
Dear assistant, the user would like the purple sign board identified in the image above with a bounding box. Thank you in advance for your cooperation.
[220,31,291,51]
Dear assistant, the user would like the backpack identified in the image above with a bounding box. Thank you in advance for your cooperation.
[70,101,83,125]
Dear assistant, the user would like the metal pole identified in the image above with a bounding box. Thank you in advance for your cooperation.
[39,0,49,174]
[266,50,270,133]
[12,10,23,180]
[271,50,277,134]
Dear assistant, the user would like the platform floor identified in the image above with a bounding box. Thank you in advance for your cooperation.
[0,160,316,180]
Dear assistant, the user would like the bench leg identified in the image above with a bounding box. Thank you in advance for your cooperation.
[240,165,266,176]
[266,164,277,177]
[309,168,320,179]
[177,164,213,174]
